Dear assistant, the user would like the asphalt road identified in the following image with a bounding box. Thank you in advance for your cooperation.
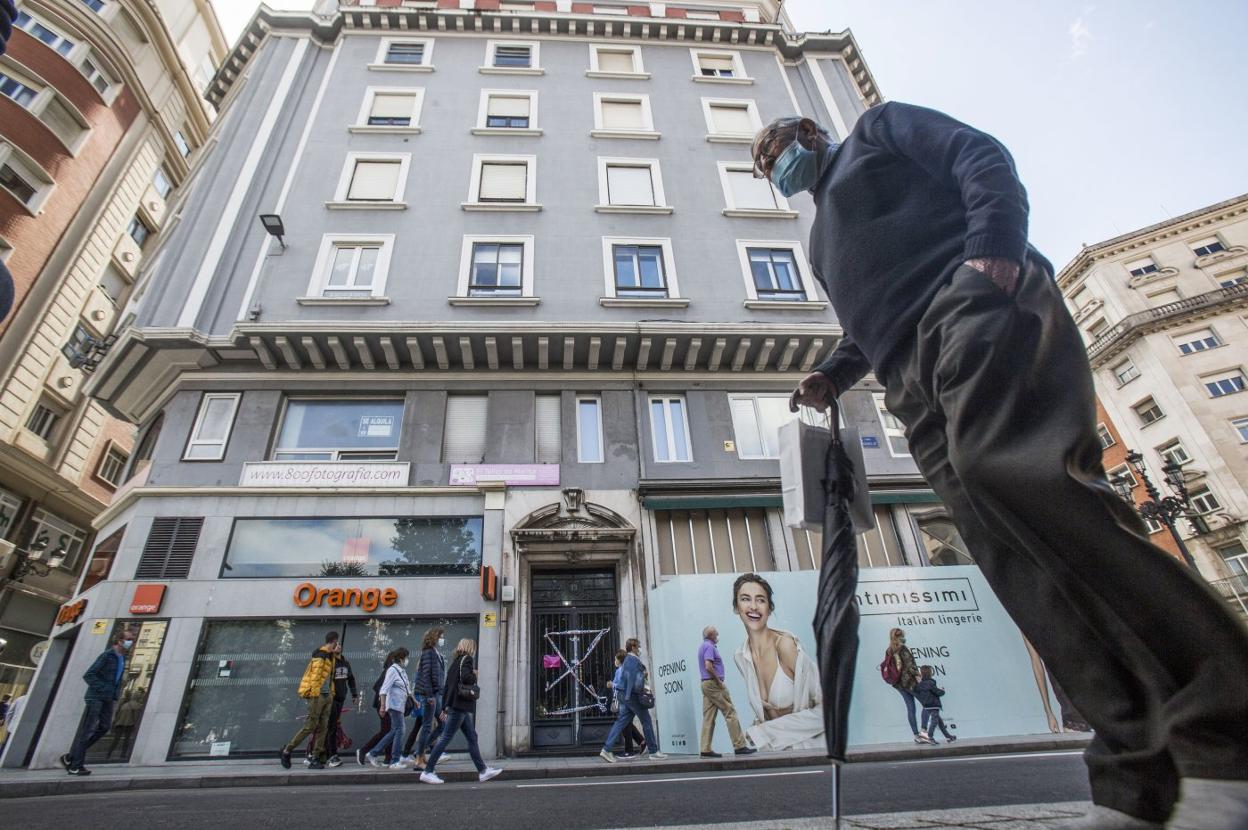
[3,750,1090,829]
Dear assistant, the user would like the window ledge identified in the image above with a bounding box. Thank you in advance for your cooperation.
[706,134,755,145]
[460,202,543,212]
[1138,415,1167,429]
[479,66,545,76]
[722,208,799,219]
[470,127,543,136]
[1115,374,1141,389]
[590,130,661,141]
[349,125,423,135]
[296,296,391,306]
[691,75,755,85]
[324,201,408,210]
[594,204,674,215]
[448,296,542,307]
[743,300,829,311]
[1177,342,1226,356]
[367,63,435,73]
[586,70,652,80]
[600,297,690,309]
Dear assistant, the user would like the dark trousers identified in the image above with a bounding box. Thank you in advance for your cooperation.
[360,709,392,762]
[69,698,115,767]
[896,687,919,735]
[880,257,1248,822]
[424,709,486,774]
[921,707,952,740]
[407,696,442,758]
[621,720,645,753]
[324,697,345,757]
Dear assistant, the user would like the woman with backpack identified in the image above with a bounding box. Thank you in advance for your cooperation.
[366,646,413,769]
[882,628,932,744]
[418,639,501,784]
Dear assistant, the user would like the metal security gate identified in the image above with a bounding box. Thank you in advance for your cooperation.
[530,569,618,750]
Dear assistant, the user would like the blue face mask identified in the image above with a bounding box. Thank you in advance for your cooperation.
[770,138,829,197]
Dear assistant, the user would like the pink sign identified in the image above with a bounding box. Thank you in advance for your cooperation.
[449,464,560,487]
[542,655,563,669]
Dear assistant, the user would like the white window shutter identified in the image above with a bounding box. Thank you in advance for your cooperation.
[606,166,655,206]
[727,170,778,210]
[711,105,753,134]
[443,396,488,462]
[700,55,735,73]
[371,93,414,119]
[487,95,530,118]
[348,161,401,200]
[601,100,643,130]
[479,163,528,201]
[535,396,561,463]
[597,51,635,73]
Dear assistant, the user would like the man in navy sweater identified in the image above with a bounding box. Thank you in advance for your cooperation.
[757,104,1248,830]
[61,629,134,775]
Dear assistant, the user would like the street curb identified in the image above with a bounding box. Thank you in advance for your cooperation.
[0,737,1089,800]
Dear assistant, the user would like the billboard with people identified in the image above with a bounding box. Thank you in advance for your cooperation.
[648,566,1071,755]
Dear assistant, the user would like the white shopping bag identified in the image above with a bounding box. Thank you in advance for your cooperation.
[780,408,875,534]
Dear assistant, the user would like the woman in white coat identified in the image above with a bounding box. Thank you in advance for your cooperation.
[731,573,823,751]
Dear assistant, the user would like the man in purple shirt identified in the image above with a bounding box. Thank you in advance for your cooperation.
[698,626,754,758]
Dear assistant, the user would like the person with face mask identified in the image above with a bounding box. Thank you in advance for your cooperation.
[758,105,1248,830]
[366,646,411,769]
[279,631,340,770]
[61,629,134,775]
[408,627,447,770]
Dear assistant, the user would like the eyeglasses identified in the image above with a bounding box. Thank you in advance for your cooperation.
[751,133,784,180]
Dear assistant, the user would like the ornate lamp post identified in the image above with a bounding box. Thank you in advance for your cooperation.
[1110,450,1198,571]
[0,535,69,586]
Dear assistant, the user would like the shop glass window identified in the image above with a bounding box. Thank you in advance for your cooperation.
[273,399,403,461]
[81,525,124,592]
[172,617,477,759]
[222,516,484,578]
[80,620,167,765]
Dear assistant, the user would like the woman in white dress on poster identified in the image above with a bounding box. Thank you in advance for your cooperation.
[731,573,823,750]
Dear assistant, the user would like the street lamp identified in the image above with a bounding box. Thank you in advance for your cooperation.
[1111,449,1199,571]
[258,214,287,248]
[0,536,68,583]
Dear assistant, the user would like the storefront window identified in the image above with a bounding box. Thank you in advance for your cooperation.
[81,526,124,592]
[81,619,168,764]
[221,516,483,578]
[273,399,404,461]
[172,617,477,758]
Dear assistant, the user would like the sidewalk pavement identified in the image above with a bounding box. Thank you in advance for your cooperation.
[622,802,1092,829]
[0,732,1088,800]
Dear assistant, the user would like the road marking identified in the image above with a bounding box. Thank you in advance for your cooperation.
[893,750,1083,765]
[516,769,826,788]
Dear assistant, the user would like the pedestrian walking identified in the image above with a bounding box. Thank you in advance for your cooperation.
[698,626,755,758]
[762,103,1248,829]
[357,650,399,765]
[882,628,930,744]
[1,692,26,755]
[408,626,446,769]
[914,666,955,745]
[104,691,144,760]
[366,646,411,769]
[322,642,358,767]
[60,629,133,775]
[418,639,501,784]
[607,649,644,758]
[599,638,666,764]
[278,631,338,770]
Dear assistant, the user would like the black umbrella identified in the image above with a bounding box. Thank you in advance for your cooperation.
[812,400,862,824]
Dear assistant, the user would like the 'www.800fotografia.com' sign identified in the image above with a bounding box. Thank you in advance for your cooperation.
[240,462,409,487]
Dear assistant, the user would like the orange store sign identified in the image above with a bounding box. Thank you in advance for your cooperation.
[293,582,397,613]
[56,598,87,626]
[130,584,167,615]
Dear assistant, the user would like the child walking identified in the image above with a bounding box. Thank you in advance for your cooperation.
[914,666,956,744]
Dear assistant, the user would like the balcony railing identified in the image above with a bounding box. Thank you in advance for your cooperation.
[1087,282,1248,362]
[1209,573,1248,620]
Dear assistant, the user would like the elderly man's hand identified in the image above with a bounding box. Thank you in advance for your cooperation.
[789,372,837,413]
[964,257,1020,297]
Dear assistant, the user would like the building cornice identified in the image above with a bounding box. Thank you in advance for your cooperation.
[1086,282,1248,368]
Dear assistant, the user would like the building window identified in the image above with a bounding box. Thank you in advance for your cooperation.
[1143,514,1165,534]
[1174,327,1221,354]
[81,526,124,592]
[0,488,22,540]
[79,54,112,95]
[1191,236,1226,258]
[333,153,410,203]
[128,215,153,247]
[589,44,644,76]
[728,394,799,459]
[174,131,192,158]
[1087,318,1109,338]
[14,11,76,56]
[467,154,536,206]
[476,90,538,132]
[443,396,488,463]
[655,508,774,575]
[0,156,40,206]
[152,166,173,199]
[690,48,748,81]
[649,396,692,463]
[1134,397,1164,426]
[0,70,38,108]
[380,39,429,67]
[612,243,670,299]
[484,40,541,72]
[456,235,535,299]
[25,400,63,441]
[592,93,657,138]
[184,393,241,461]
[873,392,910,456]
[307,235,394,300]
[912,508,975,567]
[274,399,404,461]
[1112,358,1140,386]
[1125,257,1158,278]
[577,397,604,463]
[1156,439,1191,467]
[535,395,561,464]
[1107,463,1137,490]
[96,445,129,486]
[718,162,792,214]
[1096,423,1116,450]
[62,322,94,363]
[1218,269,1247,289]
[1204,370,1247,398]
[746,247,806,301]
[1147,288,1182,306]
[134,517,203,579]
[1189,487,1221,515]
[81,0,107,12]
[596,158,668,210]
[1232,416,1248,443]
[701,98,761,141]
[41,96,87,149]
[98,262,129,306]
[358,88,423,129]
[1218,541,1248,578]
[27,509,88,571]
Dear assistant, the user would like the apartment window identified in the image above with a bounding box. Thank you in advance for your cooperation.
[134,517,203,580]
[1070,286,1092,309]
[1134,397,1164,426]
[1096,423,1115,450]
[1189,487,1221,515]
[649,397,692,463]
[81,0,107,11]
[0,488,22,540]
[334,153,409,203]
[184,393,240,461]
[467,155,536,207]
[1233,416,1248,442]
[1107,464,1137,490]
[1147,288,1182,306]
[873,392,910,456]
[152,166,173,199]
[613,244,669,298]
[96,445,129,487]
[592,93,657,137]
[746,248,806,301]
[98,262,128,305]
[1156,439,1191,467]
[702,98,761,140]
[359,89,423,128]
[41,96,86,148]
[128,215,152,247]
[1204,370,1247,398]
[1087,318,1109,338]
[79,55,112,95]
[308,235,394,300]
[62,323,94,363]
[27,509,88,571]
[1218,541,1248,578]
[443,396,488,463]
[1191,237,1226,258]
[274,399,404,461]
[718,163,791,214]
[174,131,192,158]
[1175,328,1220,355]
[589,44,644,76]
[1218,269,1247,289]
[577,397,604,463]
[456,235,535,299]
[81,526,124,592]
[25,400,63,441]
[485,41,541,72]
[0,71,38,108]
[0,158,38,206]
[1112,358,1140,386]
[535,395,561,464]
[474,90,539,133]
[690,49,747,81]
[383,41,426,66]
[596,158,668,210]
[1126,257,1158,278]
[655,508,774,576]
[1143,515,1165,535]
[729,394,798,459]
[14,11,76,56]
